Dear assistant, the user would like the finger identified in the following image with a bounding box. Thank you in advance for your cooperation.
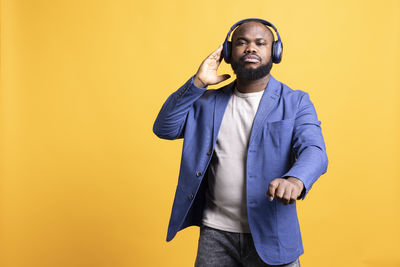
[295,186,303,199]
[218,50,224,62]
[275,184,285,200]
[215,74,231,83]
[267,180,279,201]
[286,187,296,205]
[280,187,291,205]
[213,47,224,62]
[218,45,225,62]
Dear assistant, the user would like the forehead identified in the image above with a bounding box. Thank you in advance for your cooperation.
[231,21,273,41]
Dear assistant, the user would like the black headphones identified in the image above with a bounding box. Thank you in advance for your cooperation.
[222,18,283,64]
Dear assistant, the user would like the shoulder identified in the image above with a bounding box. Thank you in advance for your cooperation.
[272,76,311,108]
[274,76,307,98]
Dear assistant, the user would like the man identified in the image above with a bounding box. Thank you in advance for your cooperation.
[153,18,328,266]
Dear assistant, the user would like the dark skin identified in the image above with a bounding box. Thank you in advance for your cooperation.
[193,22,304,205]
[230,21,273,93]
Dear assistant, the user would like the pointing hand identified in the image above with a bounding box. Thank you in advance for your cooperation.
[267,177,304,205]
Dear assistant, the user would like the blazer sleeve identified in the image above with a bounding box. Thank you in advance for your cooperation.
[153,75,208,140]
[281,92,328,200]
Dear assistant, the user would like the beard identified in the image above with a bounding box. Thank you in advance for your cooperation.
[231,56,273,81]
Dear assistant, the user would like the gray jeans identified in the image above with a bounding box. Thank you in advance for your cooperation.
[195,225,301,267]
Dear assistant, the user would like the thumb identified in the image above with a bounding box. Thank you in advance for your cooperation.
[216,74,231,83]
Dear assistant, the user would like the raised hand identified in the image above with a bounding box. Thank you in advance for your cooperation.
[193,44,231,88]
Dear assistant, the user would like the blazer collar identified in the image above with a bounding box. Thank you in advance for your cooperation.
[212,75,282,147]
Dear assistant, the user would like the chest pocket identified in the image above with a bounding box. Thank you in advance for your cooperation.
[265,118,295,147]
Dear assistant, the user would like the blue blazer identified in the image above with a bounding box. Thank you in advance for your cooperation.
[153,74,328,265]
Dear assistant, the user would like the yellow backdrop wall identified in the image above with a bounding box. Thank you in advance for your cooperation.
[1,0,399,266]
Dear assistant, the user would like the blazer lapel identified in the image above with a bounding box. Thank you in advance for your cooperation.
[212,81,235,145]
[248,75,281,146]
[211,75,281,147]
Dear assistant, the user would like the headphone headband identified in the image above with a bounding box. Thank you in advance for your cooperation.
[224,18,281,43]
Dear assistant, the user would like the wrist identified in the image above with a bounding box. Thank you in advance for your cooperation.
[287,177,304,191]
[193,75,207,88]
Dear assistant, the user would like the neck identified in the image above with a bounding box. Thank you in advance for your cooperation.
[235,74,271,93]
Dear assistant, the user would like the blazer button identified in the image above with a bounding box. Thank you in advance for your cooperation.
[196,171,202,177]
[207,149,212,155]
[189,194,194,200]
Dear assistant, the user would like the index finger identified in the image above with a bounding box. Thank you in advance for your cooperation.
[267,180,279,201]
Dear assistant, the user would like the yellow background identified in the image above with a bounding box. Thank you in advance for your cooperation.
[1,0,399,266]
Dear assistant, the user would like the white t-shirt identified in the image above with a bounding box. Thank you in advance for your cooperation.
[202,85,265,233]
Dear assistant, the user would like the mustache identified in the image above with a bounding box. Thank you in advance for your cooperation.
[241,54,261,61]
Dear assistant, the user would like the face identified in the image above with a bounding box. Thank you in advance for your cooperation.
[230,21,274,80]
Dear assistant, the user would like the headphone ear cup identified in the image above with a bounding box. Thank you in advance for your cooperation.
[272,40,283,63]
[223,41,232,63]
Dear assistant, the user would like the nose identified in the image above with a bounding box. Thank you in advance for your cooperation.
[245,42,257,53]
